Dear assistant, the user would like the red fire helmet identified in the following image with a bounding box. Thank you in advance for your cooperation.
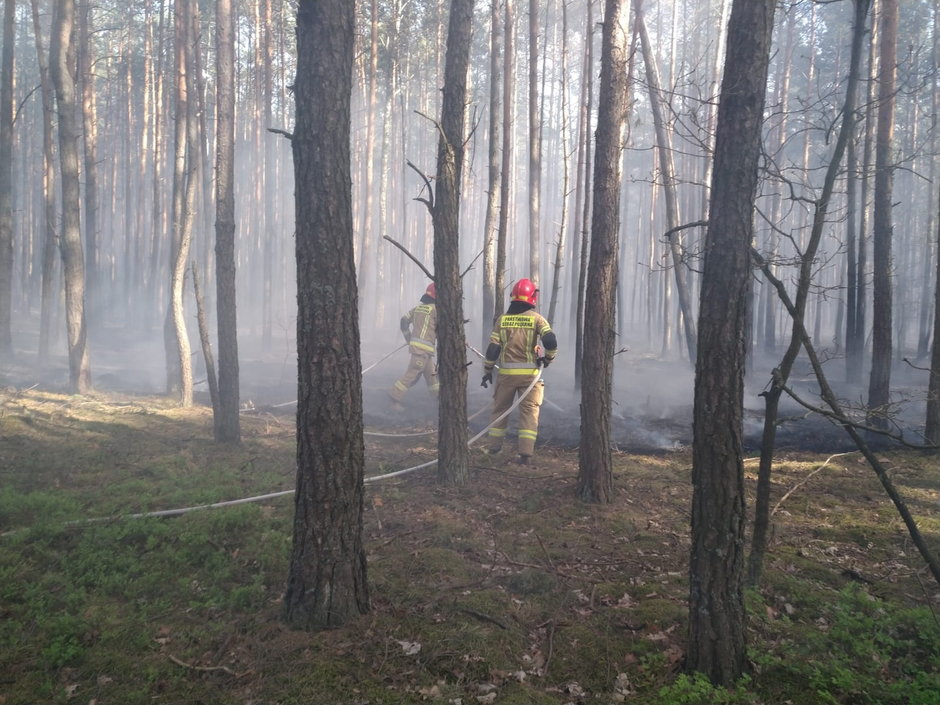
[510,278,538,305]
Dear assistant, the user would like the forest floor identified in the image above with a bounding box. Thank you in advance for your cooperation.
[1,339,940,704]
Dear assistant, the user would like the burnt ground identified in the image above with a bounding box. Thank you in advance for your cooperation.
[2,322,932,457]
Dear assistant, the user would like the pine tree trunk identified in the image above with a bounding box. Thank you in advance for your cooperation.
[927,180,940,442]
[577,0,628,504]
[0,0,15,357]
[482,0,501,345]
[433,0,475,487]
[547,0,570,326]
[527,0,540,284]
[688,0,776,685]
[636,0,696,361]
[868,0,898,429]
[495,0,513,325]
[284,0,369,630]
[165,0,194,406]
[51,0,92,393]
[79,0,99,319]
[214,0,240,443]
[573,0,594,390]
[30,0,59,362]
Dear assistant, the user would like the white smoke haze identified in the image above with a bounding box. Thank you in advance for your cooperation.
[0,0,934,457]
[2,290,932,460]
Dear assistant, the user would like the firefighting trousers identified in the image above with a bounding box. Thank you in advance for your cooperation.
[486,374,545,456]
[390,351,438,401]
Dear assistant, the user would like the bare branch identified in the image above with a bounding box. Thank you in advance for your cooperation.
[406,160,434,211]
[382,235,434,281]
[267,127,293,141]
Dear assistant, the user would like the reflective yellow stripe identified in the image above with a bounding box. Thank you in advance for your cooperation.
[488,428,507,438]
[518,429,537,440]
[498,368,540,376]
[410,340,435,353]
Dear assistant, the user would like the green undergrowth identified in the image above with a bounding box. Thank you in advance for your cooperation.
[1,388,939,704]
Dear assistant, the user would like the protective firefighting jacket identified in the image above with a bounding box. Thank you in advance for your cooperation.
[401,298,437,354]
[483,302,557,374]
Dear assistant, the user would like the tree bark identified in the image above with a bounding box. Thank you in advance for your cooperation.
[30,0,59,363]
[433,0,475,487]
[482,0,502,345]
[214,0,240,443]
[527,0,540,285]
[573,0,595,390]
[495,0,514,325]
[577,0,629,504]
[688,0,776,686]
[165,0,195,407]
[635,0,697,361]
[357,0,380,328]
[284,0,370,630]
[0,0,15,358]
[50,0,92,393]
[547,0,570,326]
[78,0,99,319]
[867,0,898,429]
[927,176,940,442]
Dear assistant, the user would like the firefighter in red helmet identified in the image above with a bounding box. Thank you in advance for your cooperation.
[389,282,439,411]
[480,278,557,464]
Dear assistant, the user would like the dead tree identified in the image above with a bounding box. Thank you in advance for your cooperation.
[748,0,871,587]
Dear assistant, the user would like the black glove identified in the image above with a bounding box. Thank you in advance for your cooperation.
[481,372,493,388]
[539,357,551,368]
[403,331,412,343]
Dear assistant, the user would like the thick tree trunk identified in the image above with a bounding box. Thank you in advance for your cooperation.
[868,0,898,429]
[433,0,475,487]
[688,0,776,685]
[577,0,628,504]
[51,0,92,393]
[284,0,370,630]
[214,0,240,443]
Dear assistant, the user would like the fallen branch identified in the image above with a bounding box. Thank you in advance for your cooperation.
[457,607,509,630]
[771,451,857,516]
[498,552,601,584]
[167,653,243,677]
